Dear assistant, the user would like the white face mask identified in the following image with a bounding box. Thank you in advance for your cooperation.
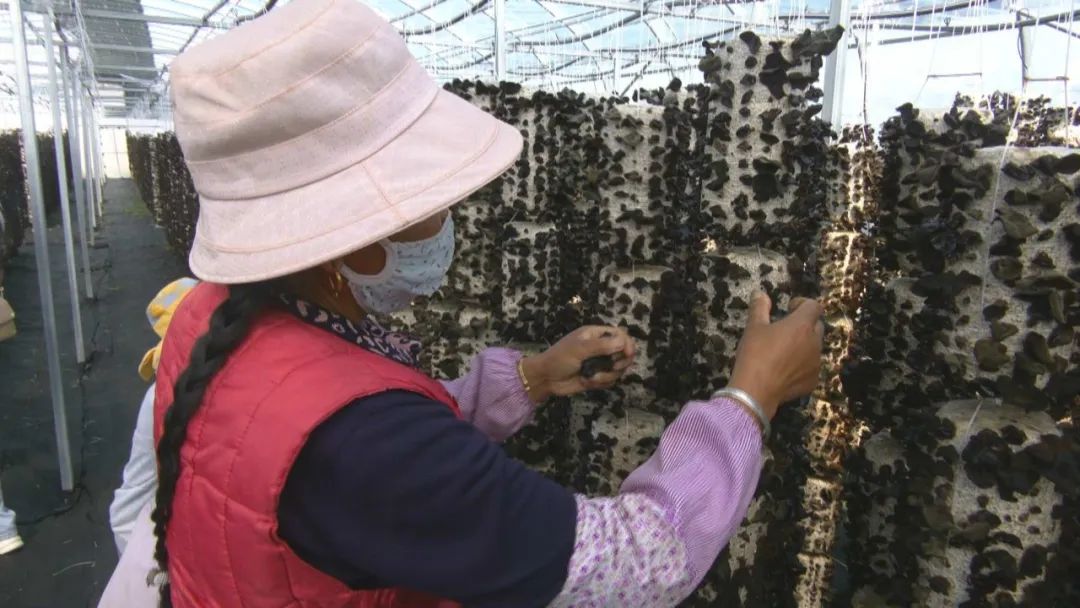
[339,214,455,315]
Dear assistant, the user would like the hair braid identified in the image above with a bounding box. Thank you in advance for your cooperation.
[151,282,272,607]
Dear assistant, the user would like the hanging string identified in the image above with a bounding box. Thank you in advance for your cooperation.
[975,0,988,104]
[1065,0,1076,142]
[912,0,951,107]
[855,0,878,138]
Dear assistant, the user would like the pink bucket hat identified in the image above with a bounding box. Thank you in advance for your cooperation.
[170,0,523,283]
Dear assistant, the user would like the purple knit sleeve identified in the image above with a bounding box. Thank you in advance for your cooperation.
[550,398,764,604]
[548,493,695,607]
[622,399,764,584]
[439,348,535,442]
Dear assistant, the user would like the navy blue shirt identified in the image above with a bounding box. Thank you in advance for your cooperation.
[277,390,577,607]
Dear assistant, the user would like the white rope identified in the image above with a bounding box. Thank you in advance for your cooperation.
[975,88,1027,315]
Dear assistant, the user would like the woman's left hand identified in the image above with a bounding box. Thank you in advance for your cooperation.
[520,326,636,404]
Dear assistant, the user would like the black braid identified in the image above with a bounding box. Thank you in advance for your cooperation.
[151,282,272,607]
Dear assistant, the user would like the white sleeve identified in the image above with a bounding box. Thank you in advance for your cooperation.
[108,384,159,555]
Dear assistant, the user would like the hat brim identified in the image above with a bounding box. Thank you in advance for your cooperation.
[188,90,523,284]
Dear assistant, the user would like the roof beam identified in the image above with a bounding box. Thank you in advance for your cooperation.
[536,0,809,20]
[537,0,637,10]
[0,58,55,68]
[91,43,180,55]
[96,80,158,89]
[93,64,163,73]
[873,7,1080,45]
[1014,7,1080,41]
[68,8,228,29]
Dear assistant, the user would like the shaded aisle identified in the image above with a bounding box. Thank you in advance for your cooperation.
[0,179,187,607]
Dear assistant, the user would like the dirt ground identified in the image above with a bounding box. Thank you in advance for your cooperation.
[0,179,187,607]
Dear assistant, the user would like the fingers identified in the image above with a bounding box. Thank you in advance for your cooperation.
[621,327,636,362]
[787,297,825,340]
[579,325,632,357]
[785,299,825,351]
[746,291,772,328]
[582,370,623,389]
[789,298,823,323]
[788,297,810,312]
[578,325,613,341]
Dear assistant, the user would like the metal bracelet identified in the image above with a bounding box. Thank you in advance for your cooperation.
[712,387,771,440]
[516,357,532,394]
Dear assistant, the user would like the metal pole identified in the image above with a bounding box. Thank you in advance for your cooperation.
[821,0,851,127]
[10,0,75,492]
[73,75,96,245]
[493,0,506,81]
[42,7,85,364]
[94,111,106,208]
[88,102,104,219]
[1017,10,1033,86]
[95,111,105,182]
[60,49,93,299]
[82,90,98,232]
[612,54,621,94]
[64,61,95,287]
[88,96,102,223]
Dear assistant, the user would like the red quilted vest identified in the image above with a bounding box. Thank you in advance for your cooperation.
[154,283,462,608]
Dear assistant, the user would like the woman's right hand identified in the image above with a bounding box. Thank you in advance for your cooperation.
[728,291,824,419]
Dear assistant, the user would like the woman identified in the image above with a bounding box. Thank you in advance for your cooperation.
[120,0,824,606]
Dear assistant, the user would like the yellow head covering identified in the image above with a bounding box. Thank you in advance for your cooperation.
[138,278,200,381]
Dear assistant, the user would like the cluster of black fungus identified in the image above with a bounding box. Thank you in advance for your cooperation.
[1,129,76,263]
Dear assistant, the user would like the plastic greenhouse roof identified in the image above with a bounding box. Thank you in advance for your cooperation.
[2,0,1078,120]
